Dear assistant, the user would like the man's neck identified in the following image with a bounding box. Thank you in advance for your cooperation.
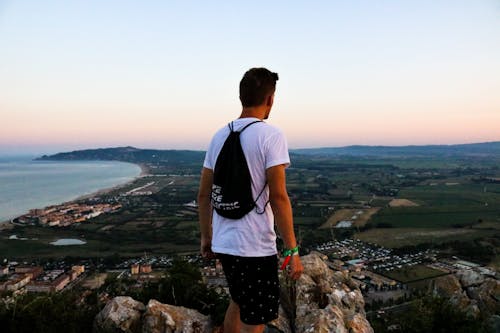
[239,106,268,120]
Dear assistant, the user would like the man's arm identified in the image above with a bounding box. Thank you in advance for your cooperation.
[198,167,215,258]
[267,164,303,280]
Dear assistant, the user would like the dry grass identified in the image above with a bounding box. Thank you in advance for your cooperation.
[388,199,420,207]
[320,208,380,229]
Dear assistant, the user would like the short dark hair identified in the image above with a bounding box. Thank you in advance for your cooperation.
[239,68,279,107]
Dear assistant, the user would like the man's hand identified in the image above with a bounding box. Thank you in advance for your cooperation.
[200,237,215,259]
[287,255,304,280]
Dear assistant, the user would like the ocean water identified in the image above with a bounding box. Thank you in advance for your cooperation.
[0,156,141,223]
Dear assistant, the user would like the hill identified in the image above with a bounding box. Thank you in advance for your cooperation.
[291,141,500,157]
[36,142,500,163]
[36,146,205,165]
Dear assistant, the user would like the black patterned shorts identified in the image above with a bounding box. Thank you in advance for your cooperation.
[217,253,280,325]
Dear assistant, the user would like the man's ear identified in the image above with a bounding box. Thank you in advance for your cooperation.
[266,94,274,107]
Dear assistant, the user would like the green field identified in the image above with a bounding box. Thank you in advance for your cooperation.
[355,228,493,248]
[370,206,500,228]
[368,182,500,229]
[0,233,198,258]
[399,183,500,206]
[380,265,448,283]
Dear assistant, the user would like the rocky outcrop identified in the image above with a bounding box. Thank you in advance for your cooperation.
[267,305,292,333]
[142,300,212,333]
[456,269,485,287]
[94,253,373,333]
[94,298,212,333]
[94,296,145,333]
[292,252,373,333]
[431,269,500,318]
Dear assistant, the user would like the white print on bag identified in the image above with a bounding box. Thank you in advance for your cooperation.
[212,184,240,211]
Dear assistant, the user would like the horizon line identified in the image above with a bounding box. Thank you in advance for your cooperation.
[1,139,497,157]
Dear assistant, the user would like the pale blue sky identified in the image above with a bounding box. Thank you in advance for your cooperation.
[1,0,499,154]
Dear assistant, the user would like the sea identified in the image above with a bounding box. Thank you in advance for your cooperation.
[0,156,142,223]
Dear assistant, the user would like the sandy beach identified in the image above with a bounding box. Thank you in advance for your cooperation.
[0,162,148,229]
[73,163,150,201]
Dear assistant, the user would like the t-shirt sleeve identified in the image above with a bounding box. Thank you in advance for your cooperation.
[265,129,290,169]
[203,136,217,170]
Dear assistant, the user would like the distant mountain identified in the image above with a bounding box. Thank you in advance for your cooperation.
[36,142,500,164]
[291,141,500,157]
[36,146,205,165]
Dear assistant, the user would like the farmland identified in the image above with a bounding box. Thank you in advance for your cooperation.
[380,264,448,284]
[2,145,500,267]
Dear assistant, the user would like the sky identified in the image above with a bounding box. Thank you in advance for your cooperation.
[0,0,499,155]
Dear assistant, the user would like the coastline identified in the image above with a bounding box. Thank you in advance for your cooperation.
[72,162,150,201]
[0,161,148,229]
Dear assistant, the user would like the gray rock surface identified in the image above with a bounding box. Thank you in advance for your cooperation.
[456,269,485,287]
[266,305,292,333]
[431,269,500,319]
[142,299,212,333]
[294,252,373,333]
[94,296,145,333]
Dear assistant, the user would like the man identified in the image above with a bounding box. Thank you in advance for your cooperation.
[198,67,303,333]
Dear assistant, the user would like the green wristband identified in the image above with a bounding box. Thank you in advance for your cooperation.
[282,246,299,257]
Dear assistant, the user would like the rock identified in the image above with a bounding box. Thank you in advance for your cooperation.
[448,291,470,310]
[432,271,499,320]
[266,305,292,333]
[301,252,336,284]
[431,275,462,298]
[94,296,145,333]
[142,299,212,333]
[332,270,350,286]
[341,289,365,313]
[464,302,480,319]
[487,315,500,333]
[294,253,373,333]
[465,286,480,300]
[475,278,500,315]
[347,313,374,333]
[456,269,485,287]
[297,305,347,333]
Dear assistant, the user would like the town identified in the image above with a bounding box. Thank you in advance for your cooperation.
[1,236,496,314]
[13,202,122,227]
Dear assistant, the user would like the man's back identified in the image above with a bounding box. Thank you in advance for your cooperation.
[203,117,290,257]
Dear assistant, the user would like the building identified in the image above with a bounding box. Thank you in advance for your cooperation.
[70,267,86,281]
[26,281,54,293]
[131,264,140,275]
[70,271,78,281]
[454,260,480,270]
[140,264,152,274]
[15,266,43,279]
[72,265,85,275]
[0,266,8,276]
[53,274,70,292]
[14,266,34,274]
[6,275,31,291]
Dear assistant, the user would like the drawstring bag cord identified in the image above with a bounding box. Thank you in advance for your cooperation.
[229,120,270,215]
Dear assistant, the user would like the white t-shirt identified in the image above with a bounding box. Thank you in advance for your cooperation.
[203,117,290,257]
